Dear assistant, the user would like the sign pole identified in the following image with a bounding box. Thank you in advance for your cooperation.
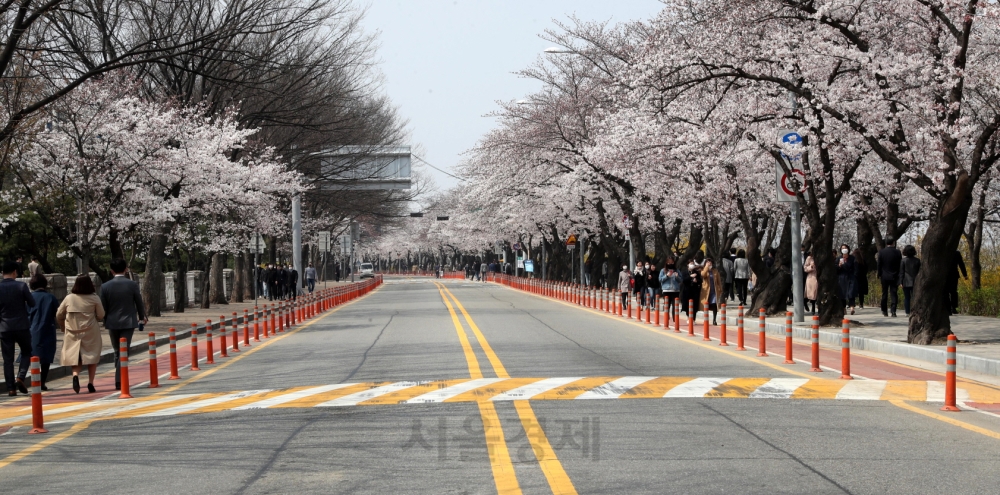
[791,201,804,323]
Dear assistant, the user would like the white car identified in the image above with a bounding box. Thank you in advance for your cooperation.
[359,263,375,279]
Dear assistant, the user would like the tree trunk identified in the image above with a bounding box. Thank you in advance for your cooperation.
[908,174,973,344]
[749,216,793,315]
[109,226,125,261]
[209,252,228,305]
[965,181,988,290]
[173,248,186,313]
[244,249,256,301]
[142,232,168,318]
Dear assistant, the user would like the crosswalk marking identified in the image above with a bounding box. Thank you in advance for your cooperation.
[576,376,658,399]
[4,376,996,427]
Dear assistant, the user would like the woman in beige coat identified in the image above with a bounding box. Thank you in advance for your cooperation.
[699,259,726,326]
[803,254,819,315]
[56,274,105,393]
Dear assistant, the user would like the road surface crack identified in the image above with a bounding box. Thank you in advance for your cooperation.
[342,312,397,383]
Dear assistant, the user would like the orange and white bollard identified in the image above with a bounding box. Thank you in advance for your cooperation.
[243,309,251,347]
[231,312,240,352]
[736,305,745,351]
[205,319,215,364]
[840,319,852,379]
[810,315,822,372]
[702,310,710,341]
[719,303,728,346]
[253,306,262,342]
[147,332,159,388]
[219,315,229,358]
[758,308,768,357]
[168,328,180,380]
[687,301,695,336]
[28,357,47,434]
[784,311,794,364]
[674,299,680,332]
[190,323,201,371]
[119,338,133,399]
[942,334,959,412]
[269,305,276,336]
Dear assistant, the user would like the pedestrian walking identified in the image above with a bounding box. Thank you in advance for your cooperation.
[837,244,857,315]
[27,256,43,277]
[334,264,342,283]
[947,250,968,314]
[100,259,147,391]
[683,251,705,316]
[644,262,659,309]
[277,265,289,299]
[288,265,299,300]
[305,263,317,293]
[57,274,105,393]
[633,264,647,308]
[0,261,34,396]
[733,249,751,305]
[618,264,632,310]
[25,274,57,390]
[659,260,682,322]
[900,245,921,316]
[853,249,869,309]
[480,261,488,282]
[721,248,735,302]
[876,238,902,317]
[699,258,724,326]
[803,252,818,315]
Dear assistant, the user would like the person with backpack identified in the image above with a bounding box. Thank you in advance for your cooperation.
[900,245,921,316]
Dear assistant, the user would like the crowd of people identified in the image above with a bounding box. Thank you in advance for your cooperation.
[256,263,326,300]
[0,258,146,396]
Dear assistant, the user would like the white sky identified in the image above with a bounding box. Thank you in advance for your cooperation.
[358,0,665,190]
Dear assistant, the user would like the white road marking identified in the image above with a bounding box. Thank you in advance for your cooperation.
[575,376,658,399]
[138,390,271,417]
[233,384,356,410]
[491,377,583,401]
[50,395,200,424]
[749,378,810,399]
[317,381,431,407]
[664,377,731,398]
[405,378,505,403]
[835,380,888,400]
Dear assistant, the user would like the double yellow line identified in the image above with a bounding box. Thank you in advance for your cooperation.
[435,282,577,495]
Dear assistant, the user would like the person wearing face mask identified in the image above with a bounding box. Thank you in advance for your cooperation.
[633,263,647,309]
[660,260,682,322]
[645,262,659,311]
[837,244,857,315]
[618,264,632,310]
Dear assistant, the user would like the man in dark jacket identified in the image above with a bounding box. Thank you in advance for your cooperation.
[101,259,147,390]
[0,261,33,395]
[277,265,289,299]
[876,238,902,317]
[287,267,299,300]
[947,250,968,314]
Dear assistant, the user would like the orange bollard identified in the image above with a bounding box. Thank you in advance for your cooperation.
[626,296,632,319]
[784,311,794,364]
[253,306,261,342]
[231,312,240,352]
[190,323,201,371]
[810,315,822,372]
[645,302,651,324]
[205,319,215,364]
[703,312,710,341]
[674,299,680,332]
[736,306,746,351]
[840,319,852,379]
[654,298,660,326]
[243,309,251,347]
[758,308,768,357]
[278,303,286,333]
[168,327,181,380]
[28,357,47,434]
[942,334,959,411]
[269,304,276,337]
[147,332,159,388]
[219,315,229,358]
[687,301,695,336]
[719,303,728,346]
[119,338,133,399]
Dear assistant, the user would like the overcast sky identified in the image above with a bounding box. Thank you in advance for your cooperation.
[358,0,664,190]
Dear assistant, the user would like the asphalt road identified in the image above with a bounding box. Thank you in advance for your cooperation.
[2,278,1000,494]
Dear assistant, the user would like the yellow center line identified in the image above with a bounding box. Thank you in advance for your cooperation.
[435,283,520,494]
[440,283,578,495]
